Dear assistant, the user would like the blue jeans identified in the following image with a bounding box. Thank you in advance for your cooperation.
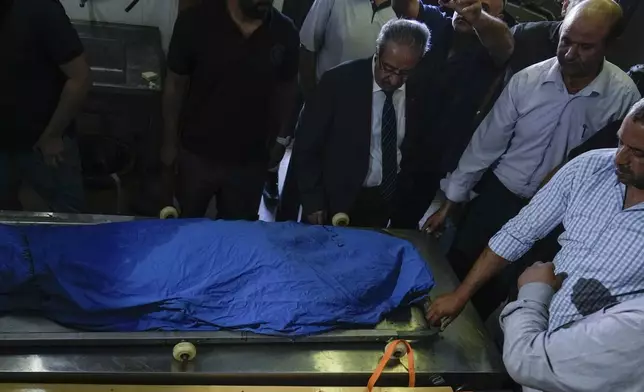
[0,137,84,213]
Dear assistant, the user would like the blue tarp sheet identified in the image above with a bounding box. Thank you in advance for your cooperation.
[0,220,434,336]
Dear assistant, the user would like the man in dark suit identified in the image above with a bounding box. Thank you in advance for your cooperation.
[294,19,431,227]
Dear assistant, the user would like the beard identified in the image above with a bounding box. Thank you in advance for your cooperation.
[239,0,273,20]
[616,164,644,190]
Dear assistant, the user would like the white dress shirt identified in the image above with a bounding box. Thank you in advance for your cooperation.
[443,57,641,203]
[501,282,644,392]
[364,56,406,187]
[300,0,397,80]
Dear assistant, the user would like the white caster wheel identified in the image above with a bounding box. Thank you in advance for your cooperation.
[173,341,197,362]
[385,341,407,360]
[332,212,350,227]
[160,206,179,219]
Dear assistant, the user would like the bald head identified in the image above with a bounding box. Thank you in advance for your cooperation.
[563,0,622,40]
[557,0,622,80]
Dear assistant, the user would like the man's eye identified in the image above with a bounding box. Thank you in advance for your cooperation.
[580,44,594,50]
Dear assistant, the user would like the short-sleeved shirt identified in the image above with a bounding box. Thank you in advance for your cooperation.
[0,0,84,151]
[300,0,398,81]
[167,1,299,164]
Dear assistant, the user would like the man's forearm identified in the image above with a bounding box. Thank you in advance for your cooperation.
[299,47,318,101]
[472,12,514,65]
[455,246,509,300]
[162,72,189,147]
[42,72,90,139]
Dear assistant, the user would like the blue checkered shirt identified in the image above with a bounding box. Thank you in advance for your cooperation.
[489,149,644,332]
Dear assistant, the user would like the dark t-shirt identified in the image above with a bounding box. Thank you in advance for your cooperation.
[412,4,504,173]
[167,2,299,164]
[0,0,84,151]
[506,20,561,83]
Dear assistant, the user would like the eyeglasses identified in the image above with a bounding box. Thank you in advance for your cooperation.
[378,56,414,78]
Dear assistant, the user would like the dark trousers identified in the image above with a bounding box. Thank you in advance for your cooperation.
[391,170,441,229]
[176,149,266,220]
[447,172,529,320]
[348,187,392,228]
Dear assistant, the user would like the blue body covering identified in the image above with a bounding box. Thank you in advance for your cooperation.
[0,220,434,336]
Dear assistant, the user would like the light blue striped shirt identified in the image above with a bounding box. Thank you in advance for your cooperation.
[444,57,641,203]
[489,149,644,332]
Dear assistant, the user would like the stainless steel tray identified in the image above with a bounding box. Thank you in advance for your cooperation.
[0,211,438,347]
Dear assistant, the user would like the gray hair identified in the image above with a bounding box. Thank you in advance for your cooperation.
[376,19,431,57]
[628,98,644,124]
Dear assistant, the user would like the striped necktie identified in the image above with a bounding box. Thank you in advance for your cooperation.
[380,90,397,201]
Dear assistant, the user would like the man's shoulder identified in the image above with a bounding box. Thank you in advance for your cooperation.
[323,58,372,79]
[569,149,617,175]
[512,20,561,38]
[509,57,557,86]
[270,8,299,42]
[603,60,640,93]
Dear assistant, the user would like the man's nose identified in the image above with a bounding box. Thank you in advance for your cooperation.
[565,45,578,61]
[615,146,630,166]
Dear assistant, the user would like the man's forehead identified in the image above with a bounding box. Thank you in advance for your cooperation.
[561,18,609,42]
[621,117,644,148]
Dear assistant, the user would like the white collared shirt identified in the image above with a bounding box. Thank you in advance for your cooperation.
[443,57,640,203]
[300,0,397,80]
[364,56,406,187]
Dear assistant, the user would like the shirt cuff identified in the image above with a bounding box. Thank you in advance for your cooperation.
[488,230,531,262]
[443,178,470,203]
[518,283,555,305]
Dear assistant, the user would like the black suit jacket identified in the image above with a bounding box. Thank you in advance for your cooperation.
[294,58,425,217]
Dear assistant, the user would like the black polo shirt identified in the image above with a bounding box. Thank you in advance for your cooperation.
[0,0,84,151]
[506,20,561,83]
[167,2,299,165]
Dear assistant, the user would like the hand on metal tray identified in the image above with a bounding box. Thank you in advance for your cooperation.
[426,291,468,330]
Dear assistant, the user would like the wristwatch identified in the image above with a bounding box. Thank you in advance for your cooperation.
[276,136,292,147]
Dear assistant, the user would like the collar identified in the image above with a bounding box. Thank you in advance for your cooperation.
[543,58,610,97]
[372,55,406,94]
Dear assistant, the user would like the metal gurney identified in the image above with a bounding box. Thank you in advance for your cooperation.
[0,211,505,389]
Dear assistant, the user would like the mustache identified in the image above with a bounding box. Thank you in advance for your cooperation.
[618,164,633,174]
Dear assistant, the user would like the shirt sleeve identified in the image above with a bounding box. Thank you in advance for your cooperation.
[299,0,333,52]
[501,283,644,392]
[443,75,521,203]
[277,20,300,82]
[36,1,84,65]
[487,154,581,262]
[416,3,451,46]
[167,9,197,75]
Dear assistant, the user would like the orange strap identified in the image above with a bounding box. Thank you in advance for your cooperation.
[367,339,415,392]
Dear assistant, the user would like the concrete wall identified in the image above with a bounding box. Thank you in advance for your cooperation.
[60,0,179,51]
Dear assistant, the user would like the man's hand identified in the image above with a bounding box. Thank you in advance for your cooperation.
[426,291,469,328]
[307,210,327,225]
[422,207,449,236]
[441,0,483,25]
[421,200,456,236]
[268,143,286,171]
[160,142,178,168]
[35,135,65,167]
[518,262,566,291]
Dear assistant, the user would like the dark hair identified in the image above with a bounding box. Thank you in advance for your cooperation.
[629,99,644,124]
[376,19,431,57]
